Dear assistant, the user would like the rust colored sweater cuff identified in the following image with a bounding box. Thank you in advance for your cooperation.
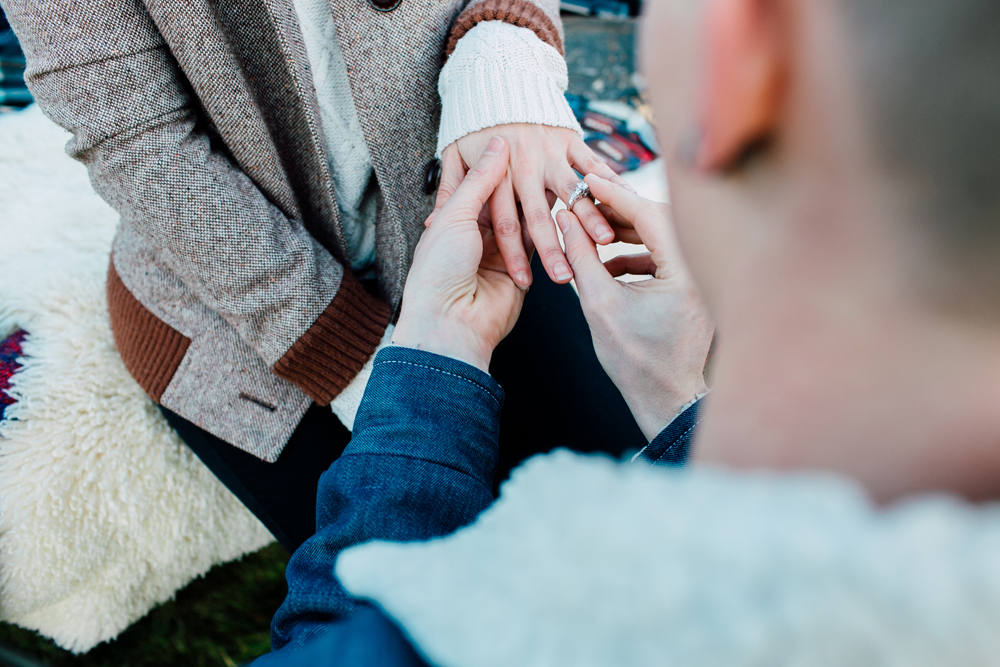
[272,272,391,406]
[446,0,564,58]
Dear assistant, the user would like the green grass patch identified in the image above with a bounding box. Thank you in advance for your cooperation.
[0,542,289,667]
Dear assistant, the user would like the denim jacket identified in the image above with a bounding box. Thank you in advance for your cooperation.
[253,346,700,666]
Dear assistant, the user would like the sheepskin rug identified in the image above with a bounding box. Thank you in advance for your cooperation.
[339,451,1000,667]
[0,105,274,653]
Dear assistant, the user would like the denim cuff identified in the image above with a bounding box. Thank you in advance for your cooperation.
[348,346,505,488]
[634,398,703,466]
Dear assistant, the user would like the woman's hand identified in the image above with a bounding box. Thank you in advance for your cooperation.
[393,137,526,373]
[557,174,715,440]
[432,123,632,288]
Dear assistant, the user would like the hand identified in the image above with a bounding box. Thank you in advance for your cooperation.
[556,174,715,440]
[432,124,633,289]
[393,137,526,373]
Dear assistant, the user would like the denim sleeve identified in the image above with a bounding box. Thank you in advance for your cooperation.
[258,346,504,666]
[634,398,703,466]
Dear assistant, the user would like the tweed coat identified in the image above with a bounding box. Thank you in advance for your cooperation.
[3,0,564,460]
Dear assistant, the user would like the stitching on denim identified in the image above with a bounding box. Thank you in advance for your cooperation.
[373,359,502,408]
[630,444,649,463]
[653,416,703,464]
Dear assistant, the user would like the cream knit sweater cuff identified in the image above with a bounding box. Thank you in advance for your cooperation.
[436,21,584,157]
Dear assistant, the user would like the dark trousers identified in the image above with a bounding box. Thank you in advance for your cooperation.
[161,257,646,553]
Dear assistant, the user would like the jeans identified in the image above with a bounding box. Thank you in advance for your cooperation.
[164,255,646,552]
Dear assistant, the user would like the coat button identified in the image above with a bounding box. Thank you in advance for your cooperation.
[367,0,402,11]
[423,158,442,195]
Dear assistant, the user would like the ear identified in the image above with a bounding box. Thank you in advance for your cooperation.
[696,0,786,171]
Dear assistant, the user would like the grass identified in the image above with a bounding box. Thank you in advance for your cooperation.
[0,543,289,667]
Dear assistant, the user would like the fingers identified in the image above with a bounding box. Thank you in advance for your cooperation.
[551,165,615,245]
[517,183,573,284]
[489,171,532,289]
[434,137,511,226]
[603,253,656,278]
[426,145,468,228]
[431,144,467,219]
[567,138,635,192]
[555,209,616,297]
[608,225,643,245]
[583,174,670,252]
[596,203,633,230]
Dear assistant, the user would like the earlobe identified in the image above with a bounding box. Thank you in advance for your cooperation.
[695,0,786,172]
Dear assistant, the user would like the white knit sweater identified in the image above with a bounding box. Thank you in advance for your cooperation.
[290,0,582,428]
[292,0,379,272]
[436,20,584,155]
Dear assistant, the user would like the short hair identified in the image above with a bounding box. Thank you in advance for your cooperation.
[841,2,1000,257]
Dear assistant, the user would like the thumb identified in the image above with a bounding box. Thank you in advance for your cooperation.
[556,209,617,299]
[433,137,510,227]
[427,144,467,227]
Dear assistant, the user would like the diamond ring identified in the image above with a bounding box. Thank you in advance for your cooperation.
[566,181,594,212]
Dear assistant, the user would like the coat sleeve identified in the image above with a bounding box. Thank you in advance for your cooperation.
[2,0,390,405]
[264,346,503,661]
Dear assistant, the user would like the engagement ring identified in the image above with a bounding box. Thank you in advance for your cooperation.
[566,181,594,212]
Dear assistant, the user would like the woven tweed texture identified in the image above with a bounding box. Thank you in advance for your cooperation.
[0,105,273,653]
[3,0,562,459]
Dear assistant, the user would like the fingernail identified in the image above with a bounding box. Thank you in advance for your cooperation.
[483,136,504,156]
[514,271,530,287]
[556,211,569,233]
[554,263,573,282]
[596,226,614,242]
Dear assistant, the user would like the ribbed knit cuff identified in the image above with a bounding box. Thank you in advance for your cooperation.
[107,261,191,403]
[447,0,563,57]
[272,271,391,406]
[437,21,583,156]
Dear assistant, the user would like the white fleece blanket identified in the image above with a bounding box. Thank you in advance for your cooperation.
[339,451,1000,667]
[0,105,273,653]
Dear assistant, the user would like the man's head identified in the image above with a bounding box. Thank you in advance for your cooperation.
[642,0,1000,318]
[640,0,1000,499]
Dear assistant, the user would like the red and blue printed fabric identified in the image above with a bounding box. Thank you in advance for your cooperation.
[0,329,25,420]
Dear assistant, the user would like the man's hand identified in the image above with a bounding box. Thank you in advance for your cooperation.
[432,124,633,289]
[557,174,715,440]
[393,137,525,373]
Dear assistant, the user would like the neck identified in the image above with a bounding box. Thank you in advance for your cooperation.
[692,205,1000,503]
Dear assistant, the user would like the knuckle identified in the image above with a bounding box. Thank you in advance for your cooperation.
[583,154,605,171]
[511,148,535,174]
[564,244,583,266]
[465,165,489,181]
[494,216,520,238]
[638,200,659,220]
[524,208,552,227]
[541,246,565,263]
[577,206,600,225]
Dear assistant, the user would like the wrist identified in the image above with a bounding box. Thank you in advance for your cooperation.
[630,380,709,442]
[392,315,493,374]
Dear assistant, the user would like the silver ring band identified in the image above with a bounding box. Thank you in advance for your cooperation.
[566,181,594,212]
